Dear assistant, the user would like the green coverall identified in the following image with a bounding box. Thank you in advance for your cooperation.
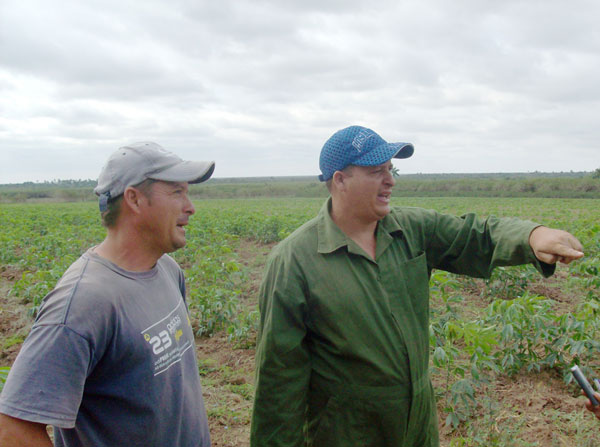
[251,199,553,447]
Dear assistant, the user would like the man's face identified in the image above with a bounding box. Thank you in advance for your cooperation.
[341,160,396,223]
[138,181,195,254]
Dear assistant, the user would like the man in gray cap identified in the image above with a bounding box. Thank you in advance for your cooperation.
[0,142,215,447]
[251,125,584,447]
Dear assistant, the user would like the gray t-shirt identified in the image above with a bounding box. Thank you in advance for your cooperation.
[0,249,210,447]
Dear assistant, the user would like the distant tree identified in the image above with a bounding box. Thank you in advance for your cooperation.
[391,166,400,178]
[593,168,600,179]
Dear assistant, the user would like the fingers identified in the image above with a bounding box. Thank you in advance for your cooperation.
[588,394,600,420]
[559,256,580,265]
[529,227,584,265]
[583,392,600,414]
[565,232,584,253]
[555,248,585,264]
[549,232,584,262]
[534,252,559,265]
[553,238,584,260]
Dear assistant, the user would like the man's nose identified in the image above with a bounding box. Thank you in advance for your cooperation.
[184,195,195,215]
[385,169,395,186]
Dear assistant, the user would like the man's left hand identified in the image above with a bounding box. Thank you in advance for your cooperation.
[529,227,584,265]
[584,391,600,421]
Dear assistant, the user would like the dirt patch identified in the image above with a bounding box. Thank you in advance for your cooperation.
[197,333,255,377]
[434,371,600,447]
[0,265,23,281]
[197,333,255,447]
[0,274,32,366]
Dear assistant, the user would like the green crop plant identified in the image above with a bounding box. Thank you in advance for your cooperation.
[431,317,499,428]
[430,271,500,428]
[0,367,9,393]
[569,256,600,300]
[227,309,259,348]
[483,265,537,300]
[484,292,600,380]
[486,293,557,374]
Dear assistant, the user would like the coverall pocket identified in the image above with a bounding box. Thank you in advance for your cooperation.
[311,396,374,447]
[389,251,429,321]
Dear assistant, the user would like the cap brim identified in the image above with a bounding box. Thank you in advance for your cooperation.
[391,142,414,159]
[149,160,216,184]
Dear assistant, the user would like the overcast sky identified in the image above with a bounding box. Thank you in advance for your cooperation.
[1,0,599,183]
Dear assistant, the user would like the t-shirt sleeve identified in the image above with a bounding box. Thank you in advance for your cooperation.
[159,254,186,301]
[0,324,91,428]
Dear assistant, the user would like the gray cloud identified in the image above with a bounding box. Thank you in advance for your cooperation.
[1,0,599,183]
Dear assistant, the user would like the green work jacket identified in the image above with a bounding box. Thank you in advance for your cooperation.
[251,199,553,447]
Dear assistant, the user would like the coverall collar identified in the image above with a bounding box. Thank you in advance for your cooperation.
[317,197,404,258]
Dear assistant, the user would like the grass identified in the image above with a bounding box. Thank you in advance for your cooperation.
[2,335,24,351]
[545,409,600,447]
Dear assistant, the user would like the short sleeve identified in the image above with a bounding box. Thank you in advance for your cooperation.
[0,324,91,428]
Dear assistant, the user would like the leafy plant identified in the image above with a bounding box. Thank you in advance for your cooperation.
[0,367,10,393]
[483,266,537,300]
[430,271,499,428]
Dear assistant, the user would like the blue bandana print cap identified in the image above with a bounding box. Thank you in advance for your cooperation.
[318,125,414,181]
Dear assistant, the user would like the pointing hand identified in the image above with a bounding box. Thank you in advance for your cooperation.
[529,227,584,265]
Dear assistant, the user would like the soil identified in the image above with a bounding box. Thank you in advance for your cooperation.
[197,333,254,447]
[0,266,31,365]
[1,245,598,446]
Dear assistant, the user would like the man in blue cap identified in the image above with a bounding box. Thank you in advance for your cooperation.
[250,125,584,446]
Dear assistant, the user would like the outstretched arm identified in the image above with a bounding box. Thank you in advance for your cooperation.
[0,414,52,447]
[528,226,584,265]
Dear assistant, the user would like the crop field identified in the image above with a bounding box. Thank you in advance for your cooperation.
[0,196,599,446]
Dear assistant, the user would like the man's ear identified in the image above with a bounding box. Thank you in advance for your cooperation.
[331,170,347,191]
[122,187,144,214]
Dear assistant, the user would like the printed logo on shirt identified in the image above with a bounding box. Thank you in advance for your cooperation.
[141,300,193,376]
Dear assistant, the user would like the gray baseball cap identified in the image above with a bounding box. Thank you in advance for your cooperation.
[94,142,215,212]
